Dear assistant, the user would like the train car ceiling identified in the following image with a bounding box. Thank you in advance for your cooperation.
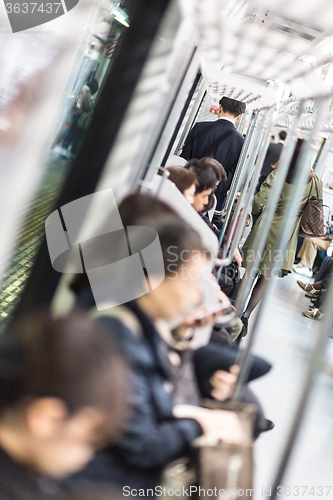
[179,0,333,109]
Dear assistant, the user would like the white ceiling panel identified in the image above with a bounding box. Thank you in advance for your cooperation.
[179,0,333,107]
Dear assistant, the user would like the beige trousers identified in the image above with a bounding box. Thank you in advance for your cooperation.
[297,238,331,269]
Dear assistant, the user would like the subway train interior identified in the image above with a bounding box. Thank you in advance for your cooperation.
[1,0,333,498]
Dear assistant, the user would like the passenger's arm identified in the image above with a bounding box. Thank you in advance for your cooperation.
[173,405,244,444]
[114,367,203,469]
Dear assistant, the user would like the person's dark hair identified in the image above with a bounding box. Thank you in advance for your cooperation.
[201,157,227,182]
[271,135,275,141]
[0,313,127,416]
[219,96,246,117]
[279,130,287,141]
[87,78,99,96]
[118,192,177,226]
[203,193,216,213]
[185,159,217,193]
[70,194,179,298]
[166,166,198,194]
[138,215,208,276]
[285,138,305,184]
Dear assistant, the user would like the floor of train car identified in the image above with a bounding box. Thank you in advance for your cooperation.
[249,271,333,498]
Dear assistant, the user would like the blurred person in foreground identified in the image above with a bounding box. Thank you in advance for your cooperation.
[0,313,128,500]
[69,209,244,494]
[69,195,272,496]
[241,139,323,333]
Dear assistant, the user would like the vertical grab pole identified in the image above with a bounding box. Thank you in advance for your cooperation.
[231,100,307,399]
[218,111,259,245]
[216,109,271,277]
[265,96,330,500]
[223,109,274,264]
[155,167,170,197]
[268,279,333,500]
[233,101,306,320]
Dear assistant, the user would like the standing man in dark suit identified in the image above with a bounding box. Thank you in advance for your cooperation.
[256,130,287,192]
[181,96,246,222]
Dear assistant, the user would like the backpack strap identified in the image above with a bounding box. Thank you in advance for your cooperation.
[92,305,143,339]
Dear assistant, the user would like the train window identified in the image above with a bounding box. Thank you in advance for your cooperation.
[0,0,139,334]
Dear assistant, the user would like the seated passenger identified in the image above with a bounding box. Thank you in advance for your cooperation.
[296,256,333,297]
[0,313,128,500]
[70,214,244,493]
[165,165,198,204]
[185,159,218,218]
[183,160,242,304]
[294,235,333,278]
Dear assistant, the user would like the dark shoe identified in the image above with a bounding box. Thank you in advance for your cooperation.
[241,313,249,337]
[260,419,275,432]
[302,308,325,320]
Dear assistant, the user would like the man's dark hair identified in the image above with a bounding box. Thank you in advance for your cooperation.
[279,131,287,141]
[219,96,246,117]
[0,313,128,418]
[185,159,217,193]
[201,157,227,182]
[271,135,275,141]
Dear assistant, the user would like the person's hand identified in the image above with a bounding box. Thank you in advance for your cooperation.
[234,248,243,267]
[210,365,240,401]
[173,405,243,444]
[182,305,225,329]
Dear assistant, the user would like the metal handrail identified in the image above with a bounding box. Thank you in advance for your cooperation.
[231,103,307,399]
[222,111,268,257]
[218,110,259,245]
[233,101,306,319]
[217,109,271,271]
[232,97,328,404]
[269,277,333,499]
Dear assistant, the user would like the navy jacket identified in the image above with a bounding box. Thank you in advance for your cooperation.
[181,119,244,211]
[72,301,202,491]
